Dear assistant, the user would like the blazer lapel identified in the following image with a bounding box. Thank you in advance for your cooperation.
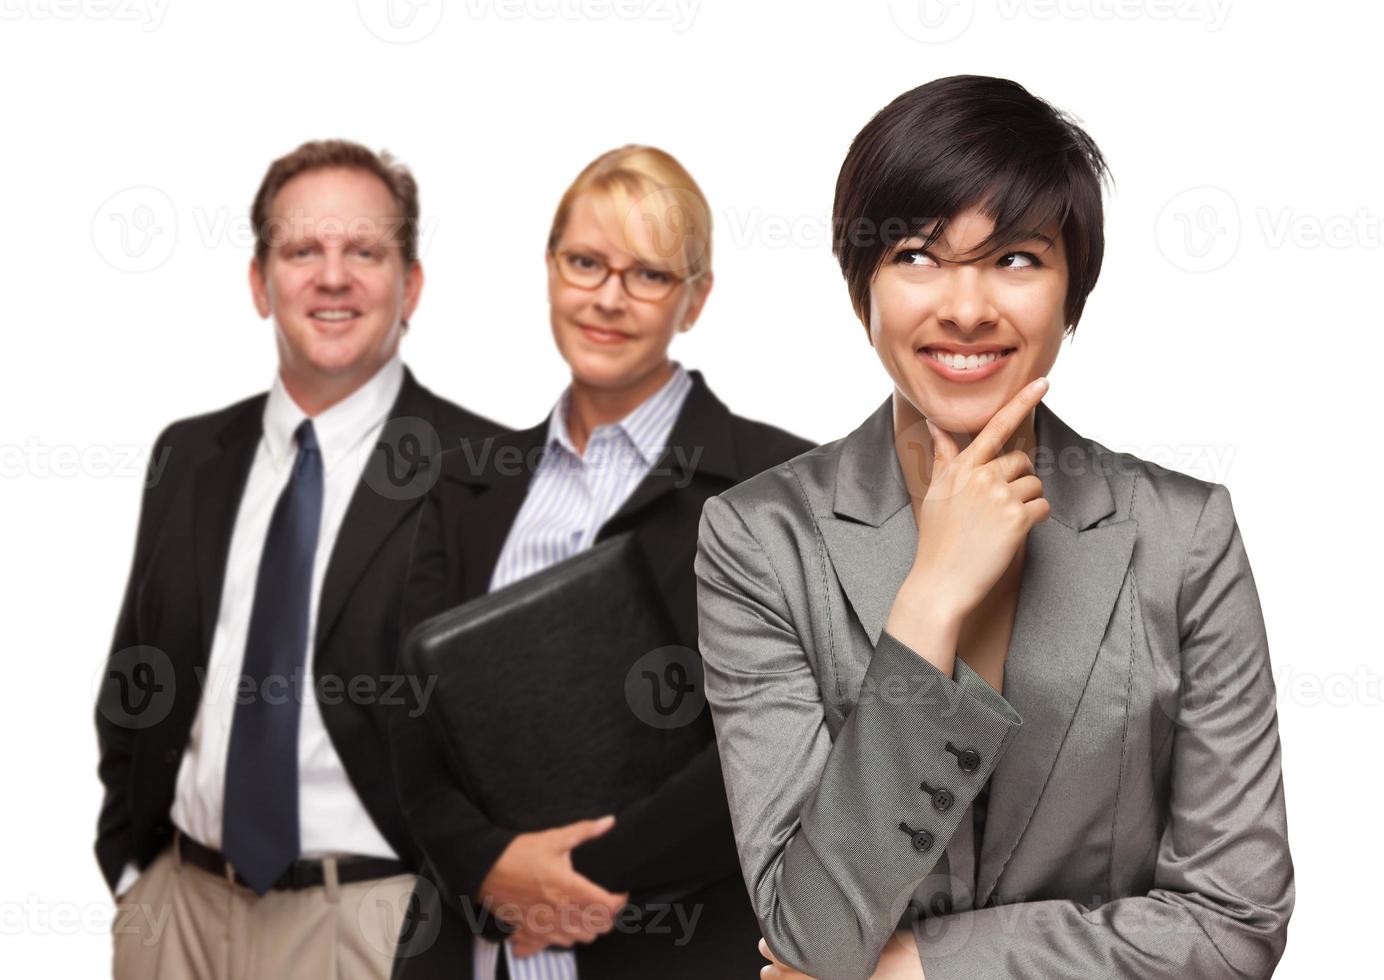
[816,396,916,650]
[815,393,1137,909]
[191,399,265,668]
[597,369,740,593]
[314,367,444,655]
[445,422,549,604]
[448,369,740,613]
[974,403,1136,907]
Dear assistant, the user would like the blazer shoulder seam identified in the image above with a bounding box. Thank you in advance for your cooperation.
[709,486,797,636]
[167,391,266,435]
[1173,480,1223,630]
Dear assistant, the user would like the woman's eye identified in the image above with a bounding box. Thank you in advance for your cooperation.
[998,251,1042,269]
[895,248,939,268]
[636,268,671,284]
[567,253,599,270]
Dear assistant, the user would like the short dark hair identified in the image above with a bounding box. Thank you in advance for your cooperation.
[832,75,1109,334]
[250,139,420,267]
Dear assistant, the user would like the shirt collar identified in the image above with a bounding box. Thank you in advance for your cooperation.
[545,360,693,466]
[262,354,405,472]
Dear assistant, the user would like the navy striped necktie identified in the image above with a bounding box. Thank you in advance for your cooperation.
[222,418,323,894]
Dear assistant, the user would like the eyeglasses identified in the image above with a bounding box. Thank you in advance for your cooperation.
[552,249,699,302]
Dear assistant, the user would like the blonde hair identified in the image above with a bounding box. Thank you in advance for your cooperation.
[546,145,712,280]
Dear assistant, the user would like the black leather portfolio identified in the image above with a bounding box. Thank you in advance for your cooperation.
[400,531,708,834]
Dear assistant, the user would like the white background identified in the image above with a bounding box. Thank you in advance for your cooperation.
[1,0,1377,974]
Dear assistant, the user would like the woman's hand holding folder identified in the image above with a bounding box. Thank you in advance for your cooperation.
[479,814,630,957]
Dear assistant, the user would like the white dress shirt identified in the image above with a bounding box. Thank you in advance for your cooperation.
[474,361,693,980]
[116,355,405,897]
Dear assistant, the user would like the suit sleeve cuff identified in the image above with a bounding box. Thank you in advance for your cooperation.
[794,629,1023,948]
[874,628,1022,729]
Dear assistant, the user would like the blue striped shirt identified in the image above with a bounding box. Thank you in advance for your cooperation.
[474,360,693,980]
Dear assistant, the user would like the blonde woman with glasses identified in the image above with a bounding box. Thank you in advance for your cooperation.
[390,145,814,980]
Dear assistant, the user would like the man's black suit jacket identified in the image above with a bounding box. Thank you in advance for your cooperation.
[388,369,815,979]
[94,366,508,894]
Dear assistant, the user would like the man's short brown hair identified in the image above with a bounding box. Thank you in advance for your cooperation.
[250,139,420,267]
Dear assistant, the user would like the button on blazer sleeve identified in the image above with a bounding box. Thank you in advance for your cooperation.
[914,483,1294,980]
[694,493,1023,980]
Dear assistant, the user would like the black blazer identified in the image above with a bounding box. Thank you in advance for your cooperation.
[389,369,814,979]
[94,366,508,893]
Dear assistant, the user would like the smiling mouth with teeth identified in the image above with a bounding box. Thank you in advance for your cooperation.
[922,348,1015,370]
[310,310,359,322]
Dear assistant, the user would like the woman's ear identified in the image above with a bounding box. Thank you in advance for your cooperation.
[680,271,714,331]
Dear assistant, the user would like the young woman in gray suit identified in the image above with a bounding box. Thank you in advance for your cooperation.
[694,75,1293,979]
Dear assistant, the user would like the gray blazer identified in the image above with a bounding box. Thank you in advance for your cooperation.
[693,394,1293,980]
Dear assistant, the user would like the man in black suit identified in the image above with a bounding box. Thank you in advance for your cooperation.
[94,139,506,979]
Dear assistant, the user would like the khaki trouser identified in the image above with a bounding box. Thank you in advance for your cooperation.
[111,841,416,980]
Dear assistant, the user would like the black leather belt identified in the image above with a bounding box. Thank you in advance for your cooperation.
[177,833,408,891]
